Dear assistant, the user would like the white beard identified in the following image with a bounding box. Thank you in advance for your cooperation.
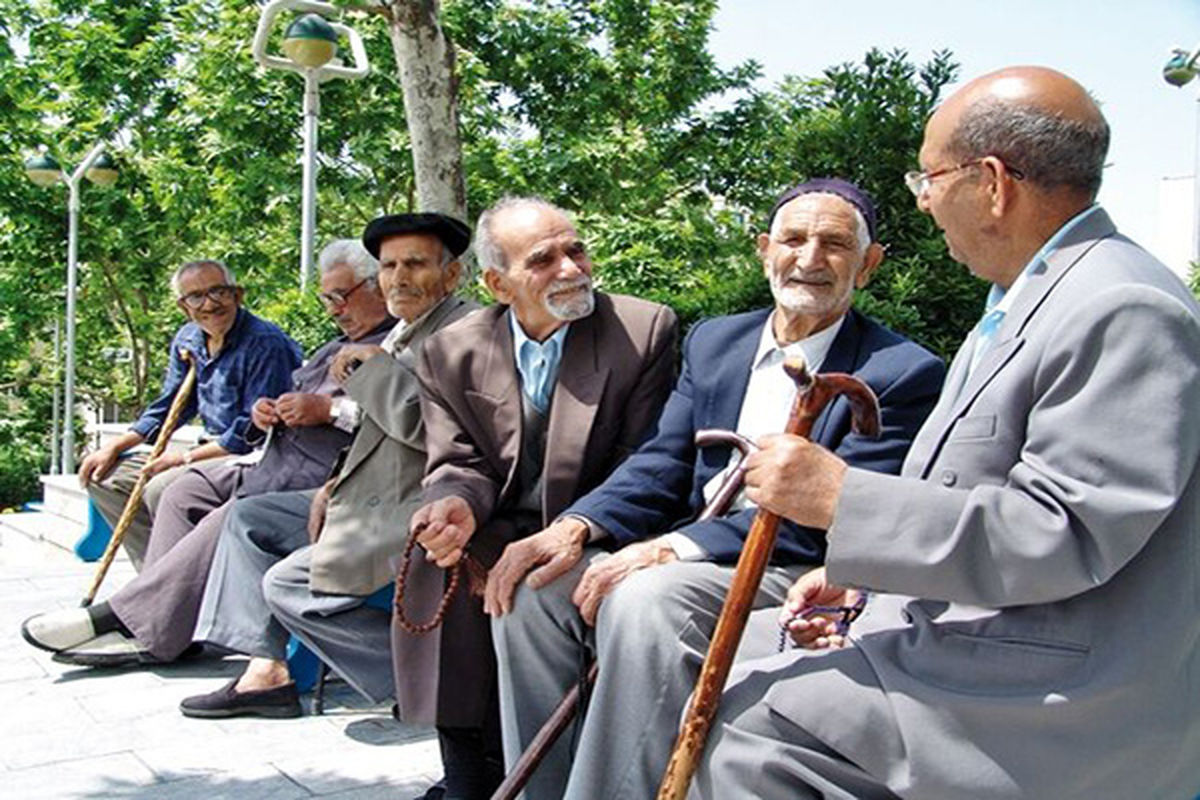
[768,264,852,317]
[544,276,595,321]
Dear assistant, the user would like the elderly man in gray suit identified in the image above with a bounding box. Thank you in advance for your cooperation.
[179,213,475,719]
[694,67,1200,799]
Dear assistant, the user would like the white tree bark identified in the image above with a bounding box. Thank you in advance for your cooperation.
[383,0,467,219]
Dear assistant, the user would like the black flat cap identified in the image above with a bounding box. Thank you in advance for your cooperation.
[361,212,471,260]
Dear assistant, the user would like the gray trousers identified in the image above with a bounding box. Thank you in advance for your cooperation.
[107,460,243,660]
[194,489,395,704]
[492,553,807,800]
[86,452,194,570]
[693,644,900,800]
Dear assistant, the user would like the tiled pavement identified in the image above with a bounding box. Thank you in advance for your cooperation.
[0,522,441,799]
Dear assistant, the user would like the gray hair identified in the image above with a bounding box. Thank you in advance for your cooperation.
[171,260,237,298]
[768,192,870,256]
[474,196,568,275]
[318,238,379,281]
[947,97,1110,200]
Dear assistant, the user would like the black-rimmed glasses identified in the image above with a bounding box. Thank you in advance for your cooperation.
[318,278,369,309]
[178,285,236,309]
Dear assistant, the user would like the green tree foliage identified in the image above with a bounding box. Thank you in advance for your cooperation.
[0,0,976,506]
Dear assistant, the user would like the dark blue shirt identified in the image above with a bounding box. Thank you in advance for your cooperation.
[130,307,303,454]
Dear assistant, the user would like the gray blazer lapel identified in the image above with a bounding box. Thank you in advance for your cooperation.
[544,312,607,520]
[913,208,1116,478]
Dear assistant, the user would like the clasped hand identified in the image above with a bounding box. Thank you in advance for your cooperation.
[779,567,860,650]
[411,496,476,569]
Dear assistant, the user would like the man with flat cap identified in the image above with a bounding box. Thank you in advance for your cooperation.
[408,196,680,799]
[179,212,476,720]
[487,179,945,800]
[696,67,1200,799]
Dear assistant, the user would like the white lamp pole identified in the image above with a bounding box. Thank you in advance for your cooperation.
[1164,45,1200,267]
[252,0,369,290]
[25,143,117,474]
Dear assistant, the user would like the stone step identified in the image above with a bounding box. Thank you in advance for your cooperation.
[0,508,87,554]
[40,473,89,525]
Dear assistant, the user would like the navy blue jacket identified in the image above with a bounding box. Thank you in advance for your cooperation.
[567,307,946,564]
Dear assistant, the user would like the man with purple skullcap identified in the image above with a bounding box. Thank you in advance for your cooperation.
[489,179,947,800]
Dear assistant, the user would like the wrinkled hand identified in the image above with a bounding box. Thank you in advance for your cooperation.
[307,481,333,543]
[274,392,333,428]
[331,344,385,384]
[411,496,476,568]
[141,451,185,479]
[572,538,677,626]
[484,518,590,617]
[251,397,280,431]
[78,447,120,487]
[779,567,858,650]
[744,434,847,529]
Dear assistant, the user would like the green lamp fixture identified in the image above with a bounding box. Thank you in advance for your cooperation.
[24,153,62,187]
[85,152,119,187]
[282,13,338,69]
[1164,47,1199,87]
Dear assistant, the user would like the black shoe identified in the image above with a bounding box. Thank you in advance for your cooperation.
[180,679,302,719]
[413,779,446,800]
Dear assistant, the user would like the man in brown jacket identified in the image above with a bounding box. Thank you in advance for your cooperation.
[407,197,679,799]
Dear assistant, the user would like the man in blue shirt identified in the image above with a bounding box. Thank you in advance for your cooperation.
[79,259,302,570]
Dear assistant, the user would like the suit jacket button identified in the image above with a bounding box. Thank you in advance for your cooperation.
[367,496,380,507]
[940,470,956,486]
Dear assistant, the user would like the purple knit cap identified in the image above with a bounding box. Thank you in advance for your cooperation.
[767,178,878,241]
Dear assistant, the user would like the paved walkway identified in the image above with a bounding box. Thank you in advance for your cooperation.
[0,521,441,799]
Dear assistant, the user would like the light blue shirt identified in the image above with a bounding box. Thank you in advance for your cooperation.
[970,204,1102,371]
[509,311,570,414]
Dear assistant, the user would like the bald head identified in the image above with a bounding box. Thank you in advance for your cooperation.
[935,66,1109,201]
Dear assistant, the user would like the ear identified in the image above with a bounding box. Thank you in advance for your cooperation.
[980,156,1015,218]
[855,243,885,289]
[176,297,194,319]
[233,286,245,304]
[483,268,511,304]
[757,232,772,277]
[441,260,462,293]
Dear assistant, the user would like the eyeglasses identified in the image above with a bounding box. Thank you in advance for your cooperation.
[178,285,237,309]
[904,158,1025,197]
[318,278,369,309]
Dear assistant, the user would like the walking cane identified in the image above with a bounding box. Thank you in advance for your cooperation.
[489,431,758,800]
[80,351,198,607]
[655,357,880,800]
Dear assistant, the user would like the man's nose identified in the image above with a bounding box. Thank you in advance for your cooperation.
[915,189,932,214]
[792,240,821,270]
[557,254,585,279]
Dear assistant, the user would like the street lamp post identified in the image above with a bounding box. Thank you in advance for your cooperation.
[1163,45,1200,267]
[252,0,369,290]
[24,143,117,474]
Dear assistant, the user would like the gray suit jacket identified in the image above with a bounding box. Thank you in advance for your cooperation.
[394,292,679,726]
[309,296,476,595]
[772,208,1200,798]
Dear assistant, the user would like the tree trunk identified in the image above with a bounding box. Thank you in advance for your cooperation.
[383,0,467,220]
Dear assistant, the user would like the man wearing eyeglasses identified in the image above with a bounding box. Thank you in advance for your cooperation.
[23,242,394,667]
[696,67,1200,799]
[77,259,303,570]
